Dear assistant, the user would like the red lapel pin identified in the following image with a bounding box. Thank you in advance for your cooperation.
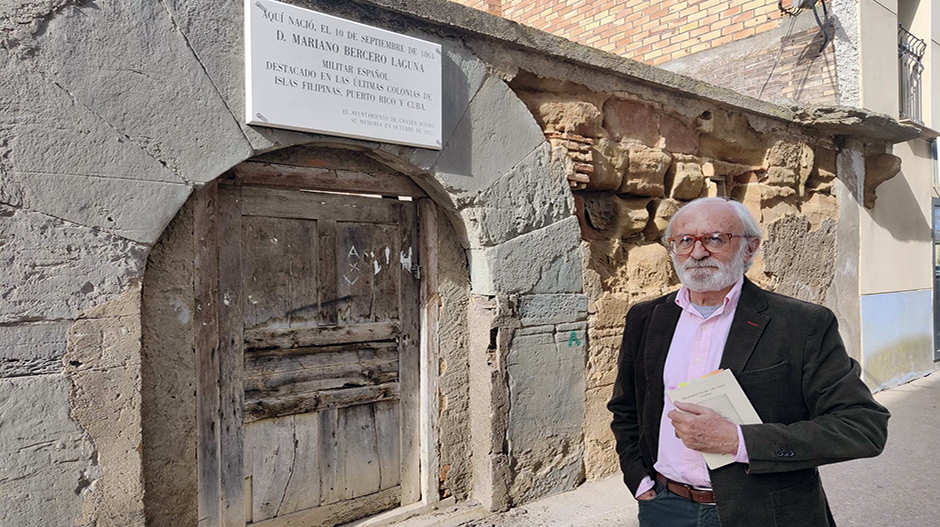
[747,321,760,327]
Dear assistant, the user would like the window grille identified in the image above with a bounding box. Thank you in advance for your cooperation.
[899,24,926,124]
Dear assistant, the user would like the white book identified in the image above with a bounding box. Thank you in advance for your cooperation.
[666,369,762,470]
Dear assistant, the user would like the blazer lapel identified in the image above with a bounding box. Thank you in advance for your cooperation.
[719,278,770,375]
[643,293,682,456]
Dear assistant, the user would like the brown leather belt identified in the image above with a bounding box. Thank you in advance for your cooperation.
[655,472,716,504]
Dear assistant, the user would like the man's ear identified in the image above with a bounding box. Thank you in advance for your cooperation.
[746,238,761,258]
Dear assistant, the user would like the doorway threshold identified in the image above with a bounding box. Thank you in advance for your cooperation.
[340,498,491,527]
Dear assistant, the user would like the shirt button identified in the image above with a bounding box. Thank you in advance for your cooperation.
[694,358,702,364]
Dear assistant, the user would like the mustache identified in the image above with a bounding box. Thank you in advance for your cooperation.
[682,258,722,269]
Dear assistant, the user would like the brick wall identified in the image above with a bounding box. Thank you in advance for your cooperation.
[450,0,786,66]
[449,0,837,106]
[670,25,838,105]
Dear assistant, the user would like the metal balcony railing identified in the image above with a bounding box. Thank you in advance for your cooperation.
[899,24,927,124]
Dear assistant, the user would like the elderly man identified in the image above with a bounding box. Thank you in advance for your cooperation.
[608,197,889,527]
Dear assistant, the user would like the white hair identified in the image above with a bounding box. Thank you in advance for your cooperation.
[663,197,762,241]
[662,197,762,271]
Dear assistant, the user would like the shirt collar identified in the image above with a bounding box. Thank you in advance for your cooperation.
[675,275,745,317]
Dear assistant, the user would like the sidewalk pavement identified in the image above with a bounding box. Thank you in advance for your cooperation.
[397,371,940,527]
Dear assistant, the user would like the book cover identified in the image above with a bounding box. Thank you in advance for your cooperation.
[666,369,762,470]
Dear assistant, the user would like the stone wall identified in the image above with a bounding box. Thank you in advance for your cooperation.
[0,0,917,524]
[141,196,198,527]
[508,74,849,479]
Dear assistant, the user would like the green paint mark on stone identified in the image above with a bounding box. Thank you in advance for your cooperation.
[568,331,581,347]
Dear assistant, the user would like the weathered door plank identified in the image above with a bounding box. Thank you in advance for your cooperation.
[239,186,400,223]
[375,400,402,491]
[195,181,221,527]
[217,185,246,527]
[245,382,401,424]
[398,202,421,505]
[245,341,398,376]
[248,487,401,527]
[244,358,399,396]
[245,322,398,351]
[229,162,428,198]
[342,404,382,499]
[418,199,441,504]
[337,223,375,324]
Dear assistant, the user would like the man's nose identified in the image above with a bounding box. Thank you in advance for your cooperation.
[689,239,710,259]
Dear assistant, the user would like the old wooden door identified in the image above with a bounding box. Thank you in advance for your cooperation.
[200,184,421,527]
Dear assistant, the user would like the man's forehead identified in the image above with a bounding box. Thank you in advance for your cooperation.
[673,204,741,230]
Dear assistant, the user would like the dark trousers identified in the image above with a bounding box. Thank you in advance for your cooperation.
[637,482,721,527]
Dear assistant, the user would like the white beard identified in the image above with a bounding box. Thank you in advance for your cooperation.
[672,243,748,293]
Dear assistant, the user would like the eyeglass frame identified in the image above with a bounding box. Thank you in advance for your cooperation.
[665,232,752,256]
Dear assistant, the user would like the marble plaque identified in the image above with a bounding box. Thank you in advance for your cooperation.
[245,0,443,149]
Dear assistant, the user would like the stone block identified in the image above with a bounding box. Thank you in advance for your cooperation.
[643,198,681,238]
[761,198,800,224]
[759,183,797,200]
[584,385,619,479]
[763,141,805,171]
[468,217,583,296]
[458,143,574,247]
[507,325,586,503]
[668,158,704,200]
[33,0,253,183]
[619,148,671,197]
[140,199,198,527]
[587,324,623,389]
[799,143,815,185]
[63,287,144,527]
[0,321,70,377]
[763,214,836,304]
[864,153,902,208]
[582,194,651,239]
[440,43,490,149]
[660,114,699,154]
[763,166,800,188]
[517,91,604,137]
[808,147,838,193]
[433,77,546,197]
[4,171,192,244]
[702,178,720,198]
[730,182,762,224]
[0,205,147,323]
[0,374,100,527]
[625,243,677,291]
[587,138,627,192]
[519,294,588,326]
[591,292,631,331]
[602,98,659,146]
[390,42,489,170]
[6,60,182,186]
[800,191,839,230]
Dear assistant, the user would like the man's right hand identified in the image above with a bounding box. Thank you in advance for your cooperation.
[636,489,657,501]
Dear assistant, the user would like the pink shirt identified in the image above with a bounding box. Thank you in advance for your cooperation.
[635,277,749,497]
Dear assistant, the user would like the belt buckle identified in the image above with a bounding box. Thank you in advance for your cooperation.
[690,487,716,505]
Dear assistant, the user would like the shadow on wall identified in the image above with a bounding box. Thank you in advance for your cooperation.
[790,26,838,104]
[865,147,932,243]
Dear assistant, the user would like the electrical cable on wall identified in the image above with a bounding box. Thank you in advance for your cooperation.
[760,0,832,98]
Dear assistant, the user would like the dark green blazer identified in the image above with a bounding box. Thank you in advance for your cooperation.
[608,278,890,527]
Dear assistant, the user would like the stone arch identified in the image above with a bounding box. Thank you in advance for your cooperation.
[136,64,588,519]
[138,138,486,525]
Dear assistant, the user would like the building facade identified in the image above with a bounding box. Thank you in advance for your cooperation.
[0,0,922,526]
[452,0,940,391]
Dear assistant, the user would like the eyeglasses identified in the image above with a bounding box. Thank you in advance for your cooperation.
[666,232,750,255]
